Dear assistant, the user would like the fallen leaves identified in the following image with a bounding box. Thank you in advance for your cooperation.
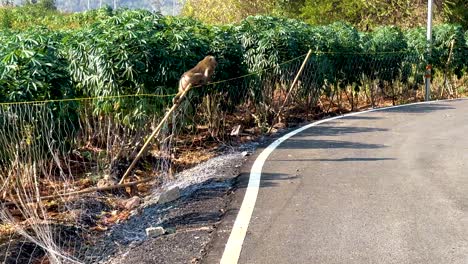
[94,209,132,230]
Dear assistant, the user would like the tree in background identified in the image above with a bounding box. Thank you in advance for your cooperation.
[301,0,467,30]
[300,0,363,26]
[273,0,304,17]
[22,0,56,9]
[443,0,468,28]
[0,7,13,29]
[3,0,467,29]
[301,0,423,30]
[39,0,56,10]
[151,0,181,15]
[0,0,13,6]
[179,0,434,28]
[181,0,276,24]
[181,0,467,29]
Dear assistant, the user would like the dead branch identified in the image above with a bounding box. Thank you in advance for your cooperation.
[1,177,153,207]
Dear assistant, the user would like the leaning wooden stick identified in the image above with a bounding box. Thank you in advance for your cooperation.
[442,39,456,98]
[267,49,313,134]
[119,84,193,184]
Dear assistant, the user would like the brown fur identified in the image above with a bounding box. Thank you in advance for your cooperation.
[178,55,218,92]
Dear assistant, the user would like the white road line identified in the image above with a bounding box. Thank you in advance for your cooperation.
[219,98,465,264]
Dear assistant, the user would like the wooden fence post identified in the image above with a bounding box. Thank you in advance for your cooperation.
[268,49,313,134]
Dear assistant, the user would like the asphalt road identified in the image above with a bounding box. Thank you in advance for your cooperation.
[235,100,468,264]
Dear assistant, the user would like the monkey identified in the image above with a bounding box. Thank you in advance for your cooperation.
[173,55,218,104]
[170,56,218,139]
[179,55,218,91]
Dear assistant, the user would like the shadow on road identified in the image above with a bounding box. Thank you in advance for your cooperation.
[236,172,296,190]
[260,172,298,188]
[279,139,387,150]
[382,103,455,113]
[295,125,388,137]
[341,115,383,120]
[258,119,393,190]
[271,157,396,162]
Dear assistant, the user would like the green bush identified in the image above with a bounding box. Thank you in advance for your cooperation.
[325,22,363,85]
[405,24,466,78]
[0,8,13,29]
[364,26,407,82]
[235,16,313,73]
[432,24,465,78]
[65,10,165,97]
[0,29,73,102]
[0,29,78,161]
[465,30,468,72]
[0,9,467,118]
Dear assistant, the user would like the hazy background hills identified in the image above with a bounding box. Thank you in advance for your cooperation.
[10,0,181,14]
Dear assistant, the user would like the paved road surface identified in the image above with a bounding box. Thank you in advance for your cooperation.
[236,100,468,264]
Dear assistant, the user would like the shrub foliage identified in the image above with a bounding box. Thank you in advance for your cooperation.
[0,9,467,116]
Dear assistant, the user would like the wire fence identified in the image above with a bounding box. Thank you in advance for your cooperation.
[0,50,466,263]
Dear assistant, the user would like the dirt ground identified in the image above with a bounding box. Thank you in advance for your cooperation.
[97,142,261,264]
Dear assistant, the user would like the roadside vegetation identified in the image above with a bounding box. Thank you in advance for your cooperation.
[0,1,467,263]
[0,5,466,104]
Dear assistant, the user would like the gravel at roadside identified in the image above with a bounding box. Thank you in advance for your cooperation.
[99,142,259,264]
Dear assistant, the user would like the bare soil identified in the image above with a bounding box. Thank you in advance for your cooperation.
[98,144,259,264]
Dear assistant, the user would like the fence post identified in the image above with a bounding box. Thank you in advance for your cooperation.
[425,0,433,101]
[268,49,313,134]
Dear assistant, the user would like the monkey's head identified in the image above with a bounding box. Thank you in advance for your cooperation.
[204,55,218,68]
